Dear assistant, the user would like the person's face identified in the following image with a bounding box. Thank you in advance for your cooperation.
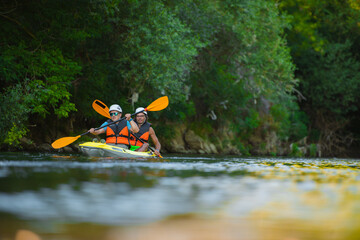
[136,113,146,124]
[110,111,121,120]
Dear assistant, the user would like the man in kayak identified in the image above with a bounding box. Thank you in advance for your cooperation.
[130,107,161,156]
[89,104,139,149]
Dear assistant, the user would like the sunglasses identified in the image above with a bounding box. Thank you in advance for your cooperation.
[110,112,120,116]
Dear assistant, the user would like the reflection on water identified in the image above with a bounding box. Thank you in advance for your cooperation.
[0,152,360,240]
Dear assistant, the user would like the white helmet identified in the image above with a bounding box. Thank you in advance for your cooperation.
[135,107,147,115]
[109,104,122,113]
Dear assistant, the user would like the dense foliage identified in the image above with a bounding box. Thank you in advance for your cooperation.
[1,0,358,156]
[280,0,360,155]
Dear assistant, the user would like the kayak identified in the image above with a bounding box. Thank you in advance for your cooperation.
[78,142,156,158]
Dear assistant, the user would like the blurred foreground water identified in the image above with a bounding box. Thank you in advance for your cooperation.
[0,152,359,240]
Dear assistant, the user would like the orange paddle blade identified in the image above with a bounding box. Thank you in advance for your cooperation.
[51,135,81,149]
[92,100,110,118]
[145,96,169,111]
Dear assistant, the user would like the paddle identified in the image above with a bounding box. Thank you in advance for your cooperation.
[132,134,163,158]
[92,100,110,118]
[92,99,110,118]
[92,99,163,158]
[51,96,169,149]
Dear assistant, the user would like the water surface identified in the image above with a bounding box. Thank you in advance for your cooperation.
[0,152,359,240]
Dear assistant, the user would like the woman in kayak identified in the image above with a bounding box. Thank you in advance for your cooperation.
[130,107,161,156]
[89,104,139,149]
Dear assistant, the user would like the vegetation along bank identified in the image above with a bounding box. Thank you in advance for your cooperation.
[1,0,360,157]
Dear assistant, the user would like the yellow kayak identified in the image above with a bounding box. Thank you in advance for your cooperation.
[79,142,156,158]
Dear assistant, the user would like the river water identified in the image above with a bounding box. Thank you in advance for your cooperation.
[0,152,359,240]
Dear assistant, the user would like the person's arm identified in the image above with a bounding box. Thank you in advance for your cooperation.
[149,127,161,156]
[89,122,107,135]
[125,113,139,133]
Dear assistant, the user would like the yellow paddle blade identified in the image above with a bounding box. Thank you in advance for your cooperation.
[145,96,169,111]
[92,99,110,118]
[51,135,81,149]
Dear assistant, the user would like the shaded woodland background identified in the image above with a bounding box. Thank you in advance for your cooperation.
[1,0,360,157]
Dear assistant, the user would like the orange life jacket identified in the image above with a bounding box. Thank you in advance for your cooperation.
[129,122,151,146]
[105,120,130,145]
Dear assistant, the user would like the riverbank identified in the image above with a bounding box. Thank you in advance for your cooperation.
[1,123,323,158]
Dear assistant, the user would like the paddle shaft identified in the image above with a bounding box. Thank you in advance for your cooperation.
[130,132,162,157]
[91,111,144,133]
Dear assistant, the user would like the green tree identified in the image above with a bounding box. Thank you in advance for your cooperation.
[0,0,101,145]
[186,0,301,142]
[0,0,303,154]
[279,0,360,155]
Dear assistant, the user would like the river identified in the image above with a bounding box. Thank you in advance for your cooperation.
[0,152,359,240]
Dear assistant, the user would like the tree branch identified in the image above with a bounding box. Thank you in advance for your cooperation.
[1,14,36,39]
